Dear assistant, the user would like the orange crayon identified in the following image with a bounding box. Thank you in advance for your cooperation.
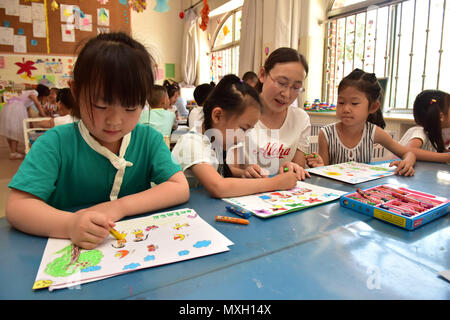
[215,215,249,225]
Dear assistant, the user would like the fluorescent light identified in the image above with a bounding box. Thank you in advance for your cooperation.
[209,0,243,17]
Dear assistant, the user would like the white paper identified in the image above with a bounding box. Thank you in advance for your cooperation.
[307,161,396,184]
[97,8,110,26]
[19,5,32,23]
[0,26,14,45]
[13,34,26,53]
[61,24,75,42]
[438,270,450,282]
[223,181,347,218]
[33,209,233,291]
[60,4,74,23]
[5,0,19,16]
[32,20,46,38]
[31,2,45,21]
[78,14,92,32]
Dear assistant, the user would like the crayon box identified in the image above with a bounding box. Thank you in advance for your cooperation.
[340,184,449,230]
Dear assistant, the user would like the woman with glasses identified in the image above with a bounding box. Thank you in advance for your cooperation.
[232,47,311,180]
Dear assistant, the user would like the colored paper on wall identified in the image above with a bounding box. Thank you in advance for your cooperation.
[223,181,347,218]
[165,63,175,78]
[307,161,396,184]
[33,209,233,291]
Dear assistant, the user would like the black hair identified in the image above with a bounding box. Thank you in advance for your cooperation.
[412,90,450,152]
[203,74,262,131]
[163,79,180,99]
[193,83,215,106]
[257,47,309,93]
[56,87,76,110]
[242,71,258,82]
[338,68,386,129]
[149,85,168,108]
[36,84,50,97]
[71,32,155,119]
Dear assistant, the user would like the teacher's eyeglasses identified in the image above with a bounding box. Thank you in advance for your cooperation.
[267,73,305,94]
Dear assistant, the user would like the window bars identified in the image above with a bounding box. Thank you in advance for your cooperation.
[324,0,448,112]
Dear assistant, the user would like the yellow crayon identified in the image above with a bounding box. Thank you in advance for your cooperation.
[215,215,249,225]
[110,227,125,240]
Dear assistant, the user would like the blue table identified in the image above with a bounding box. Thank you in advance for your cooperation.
[0,161,449,300]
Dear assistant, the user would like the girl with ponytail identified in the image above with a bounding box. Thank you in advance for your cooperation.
[399,90,450,163]
[306,69,416,176]
[172,74,298,198]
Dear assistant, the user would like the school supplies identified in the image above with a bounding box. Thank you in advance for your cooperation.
[215,216,249,225]
[226,206,252,219]
[340,184,449,230]
[109,227,125,240]
[307,161,396,184]
[32,208,233,291]
[223,181,347,219]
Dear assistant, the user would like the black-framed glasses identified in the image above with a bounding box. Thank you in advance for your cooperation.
[267,72,305,94]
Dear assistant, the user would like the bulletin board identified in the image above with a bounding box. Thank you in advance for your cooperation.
[0,0,131,55]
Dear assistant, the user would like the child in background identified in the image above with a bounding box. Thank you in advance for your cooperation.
[44,87,59,116]
[399,90,450,163]
[163,80,189,119]
[38,87,76,128]
[306,69,416,176]
[172,74,297,198]
[140,85,177,137]
[188,82,215,130]
[242,71,260,88]
[6,32,189,250]
[0,84,49,159]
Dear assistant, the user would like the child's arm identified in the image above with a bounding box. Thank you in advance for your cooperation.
[404,138,450,163]
[374,127,415,176]
[84,171,190,222]
[6,189,114,250]
[28,94,47,117]
[190,162,297,198]
[305,131,328,167]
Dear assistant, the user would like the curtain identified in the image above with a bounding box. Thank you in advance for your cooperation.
[238,0,263,77]
[239,0,304,77]
[181,8,200,85]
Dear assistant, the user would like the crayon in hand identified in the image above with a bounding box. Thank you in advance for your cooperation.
[110,227,125,240]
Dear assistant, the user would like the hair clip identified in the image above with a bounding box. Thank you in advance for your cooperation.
[430,99,437,104]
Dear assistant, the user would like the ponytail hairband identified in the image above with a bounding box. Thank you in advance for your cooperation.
[430,99,437,104]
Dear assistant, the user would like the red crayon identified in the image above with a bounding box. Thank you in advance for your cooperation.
[215,215,249,225]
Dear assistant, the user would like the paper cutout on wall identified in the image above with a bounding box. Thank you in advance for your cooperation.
[15,58,36,77]
[97,8,110,26]
[130,0,147,13]
[154,0,169,12]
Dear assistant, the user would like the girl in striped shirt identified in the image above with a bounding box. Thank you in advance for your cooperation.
[306,69,416,176]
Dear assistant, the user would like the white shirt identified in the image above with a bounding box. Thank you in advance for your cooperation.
[244,106,311,175]
[188,107,203,131]
[399,126,436,152]
[171,127,219,187]
[54,115,74,126]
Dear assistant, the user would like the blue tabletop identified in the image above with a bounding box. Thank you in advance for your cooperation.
[0,161,449,300]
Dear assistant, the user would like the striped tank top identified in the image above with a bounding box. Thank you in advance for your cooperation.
[321,122,376,164]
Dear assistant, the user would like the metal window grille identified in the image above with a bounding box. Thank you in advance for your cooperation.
[323,0,449,112]
[211,8,241,82]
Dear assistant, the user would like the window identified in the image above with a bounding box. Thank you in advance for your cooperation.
[210,8,242,82]
[324,0,450,112]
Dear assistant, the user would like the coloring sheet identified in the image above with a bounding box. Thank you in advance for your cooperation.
[307,161,396,184]
[33,209,233,291]
[223,181,347,218]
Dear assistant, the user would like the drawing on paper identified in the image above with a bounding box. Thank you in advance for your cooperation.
[33,209,233,291]
[307,161,396,184]
[223,181,347,218]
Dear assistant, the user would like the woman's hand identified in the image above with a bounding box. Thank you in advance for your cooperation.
[242,164,269,178]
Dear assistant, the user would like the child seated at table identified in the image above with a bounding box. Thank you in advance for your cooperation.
[140,85,177,137]
[398,90,450,163]
[305,68,416,176]
[171,74,298,198]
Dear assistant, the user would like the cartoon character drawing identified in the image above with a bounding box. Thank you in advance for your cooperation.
[145,225,158,231]
[132,229,149,242]
[174,234,186,241]
[147,244,158,252]
[174,223,190,230]
[111,237,127,249]
[114,250,130,259]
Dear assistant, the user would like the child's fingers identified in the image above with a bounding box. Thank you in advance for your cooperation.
[246,166,262,178]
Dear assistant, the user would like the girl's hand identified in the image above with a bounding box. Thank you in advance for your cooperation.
[305,153,324,168]
[68,210,115,249]
[242,164,269,178]
[389,159,415,176]
[280,162,310,180]
[271,172,298,190]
